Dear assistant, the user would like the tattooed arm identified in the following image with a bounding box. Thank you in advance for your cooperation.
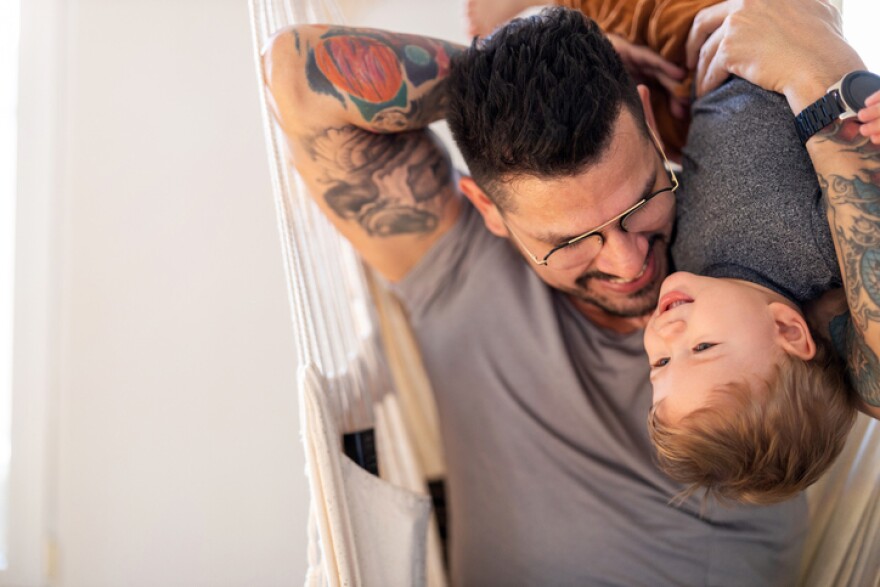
[780,34,880,413]
[262,26,466,281]
[811,123,880,416]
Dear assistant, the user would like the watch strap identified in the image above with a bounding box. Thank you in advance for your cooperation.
[794,89,846,144]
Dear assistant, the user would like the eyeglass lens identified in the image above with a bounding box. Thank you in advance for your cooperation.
[620,189,675,233]
[548,189,675,270]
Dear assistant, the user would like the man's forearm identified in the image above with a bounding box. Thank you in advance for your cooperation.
[266,25,464,134]
[810,120,880,406]
[261,25,464,281]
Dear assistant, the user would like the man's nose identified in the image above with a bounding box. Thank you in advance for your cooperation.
[593,230,649,280]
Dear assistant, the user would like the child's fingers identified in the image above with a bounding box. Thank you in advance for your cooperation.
[857,89,880,143]
[859,119,880,143]
[858,103,880,123]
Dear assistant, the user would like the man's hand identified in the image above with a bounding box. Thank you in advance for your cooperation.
[859,91,880,145]
[686,0,864,113]
[608,34,689,118]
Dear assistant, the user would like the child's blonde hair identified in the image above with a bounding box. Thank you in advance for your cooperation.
[647,337,857,505]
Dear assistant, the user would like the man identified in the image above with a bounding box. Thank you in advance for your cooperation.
[263,1,876,583]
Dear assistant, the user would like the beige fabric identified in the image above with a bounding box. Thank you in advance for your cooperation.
[800,415,880,586]
[367,270,445,480]
[369,281,447,587]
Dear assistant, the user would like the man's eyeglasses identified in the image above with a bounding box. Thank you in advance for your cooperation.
[504,130,678,271]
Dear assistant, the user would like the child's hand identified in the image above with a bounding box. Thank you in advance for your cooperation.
[858,90,880,145]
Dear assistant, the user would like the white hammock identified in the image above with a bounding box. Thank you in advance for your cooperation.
[248,2,879,585]
[249,1,446,586]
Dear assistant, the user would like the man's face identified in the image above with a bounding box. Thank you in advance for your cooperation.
[500,111,674,322]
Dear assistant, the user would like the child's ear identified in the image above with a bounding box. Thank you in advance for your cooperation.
[769,302,817,360]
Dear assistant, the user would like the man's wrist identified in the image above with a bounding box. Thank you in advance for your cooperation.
[794,67,880,146]
[786,79,837,117]
[784,56,866,115]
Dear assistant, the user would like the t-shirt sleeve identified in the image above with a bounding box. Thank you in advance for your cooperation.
[390,200,494,322]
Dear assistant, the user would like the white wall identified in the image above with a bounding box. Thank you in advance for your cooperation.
[54,0,303,585]
[48,1,466,586]
[843,0,880,72]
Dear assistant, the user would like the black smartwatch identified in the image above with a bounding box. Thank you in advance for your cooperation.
[794,70,880,144]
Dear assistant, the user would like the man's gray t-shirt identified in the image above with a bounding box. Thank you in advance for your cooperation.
[392,202,807,586]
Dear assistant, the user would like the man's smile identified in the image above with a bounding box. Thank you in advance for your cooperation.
[582,242,659,295]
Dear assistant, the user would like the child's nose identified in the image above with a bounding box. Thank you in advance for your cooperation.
[655,318,686,340]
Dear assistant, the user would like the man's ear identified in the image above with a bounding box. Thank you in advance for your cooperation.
[636,84,660,141]
[770,302,817,361]
[459,176,508,238]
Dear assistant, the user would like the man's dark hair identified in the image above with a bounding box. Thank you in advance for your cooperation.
[447,7,646,208]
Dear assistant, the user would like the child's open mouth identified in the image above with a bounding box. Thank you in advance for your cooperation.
[658,291,694,315]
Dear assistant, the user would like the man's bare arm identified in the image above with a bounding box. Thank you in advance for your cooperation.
[814,123,880,412]
[262,26,466,281]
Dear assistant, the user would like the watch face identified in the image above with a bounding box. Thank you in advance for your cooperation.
[842,71,880,110]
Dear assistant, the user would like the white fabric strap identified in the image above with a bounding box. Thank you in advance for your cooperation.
[249,0,447,584]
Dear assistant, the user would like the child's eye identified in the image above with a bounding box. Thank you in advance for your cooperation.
[693,342,718,352]
[652,357,670,368]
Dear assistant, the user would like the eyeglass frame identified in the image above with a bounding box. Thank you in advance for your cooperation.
[502,129,679,268]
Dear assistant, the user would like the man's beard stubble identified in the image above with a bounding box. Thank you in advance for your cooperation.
[563,236,670,319]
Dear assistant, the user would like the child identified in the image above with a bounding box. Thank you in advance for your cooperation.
[643,76,880,504]
[641,60,880,504]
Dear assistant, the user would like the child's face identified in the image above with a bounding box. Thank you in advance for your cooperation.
[643,272,786,422]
